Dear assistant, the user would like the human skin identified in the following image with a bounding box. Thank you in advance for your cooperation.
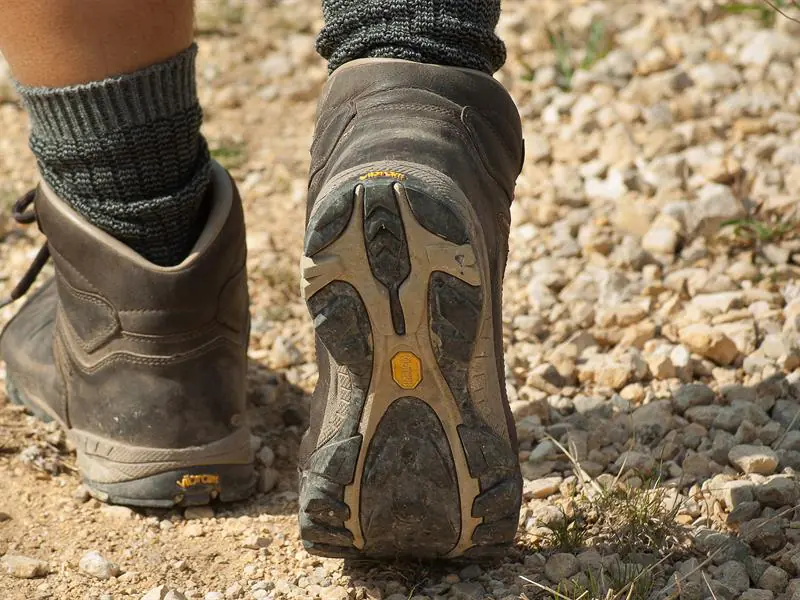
[0,0,195,87]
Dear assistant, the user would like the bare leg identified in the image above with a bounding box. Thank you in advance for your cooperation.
[0,0,194,86]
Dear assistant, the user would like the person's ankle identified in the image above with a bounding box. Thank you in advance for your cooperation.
[16,44,209,266]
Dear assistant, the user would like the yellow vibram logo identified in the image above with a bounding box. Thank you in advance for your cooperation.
[177,474,220,489]
[391,351,422,389]
[359,171,407,181]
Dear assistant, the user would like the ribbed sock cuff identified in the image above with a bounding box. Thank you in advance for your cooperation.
[317,0,506,74]
[15,44,211,267]
[16,44,199,142]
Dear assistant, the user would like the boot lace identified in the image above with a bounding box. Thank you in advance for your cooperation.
[0,190,51,309]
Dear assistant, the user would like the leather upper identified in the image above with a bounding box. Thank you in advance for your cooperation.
[0,162,250,448]
[309,59,524,206]
[302,59,525,464]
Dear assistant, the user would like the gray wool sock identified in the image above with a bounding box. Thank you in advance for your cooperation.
[316,0,505,74]
[16,44,210,267]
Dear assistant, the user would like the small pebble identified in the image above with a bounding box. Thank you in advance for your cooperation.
[2,554,49,579]
[184,506,215,520]
[258,467,279,493]
[729,445,779,475]
[78,551,120,580]
[256,446,275,467]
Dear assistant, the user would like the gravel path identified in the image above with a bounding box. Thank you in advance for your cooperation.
[2,1,800,599]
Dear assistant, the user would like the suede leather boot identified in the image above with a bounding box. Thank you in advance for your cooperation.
[0,161,255,507]
[299,59,525,559]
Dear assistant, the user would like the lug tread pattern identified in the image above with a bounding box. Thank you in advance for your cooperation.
[362,183,411,335]
[301,279,373,556]
[360,396,461,558]
[301,173,521,559]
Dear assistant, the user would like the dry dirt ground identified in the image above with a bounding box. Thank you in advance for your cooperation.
[2,1,800,599]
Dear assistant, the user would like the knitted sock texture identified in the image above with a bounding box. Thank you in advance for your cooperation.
[317,0,506,74]
[16,44,210,266]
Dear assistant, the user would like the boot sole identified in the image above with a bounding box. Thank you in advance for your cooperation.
[299,163,521,560]
[6,379,256,508]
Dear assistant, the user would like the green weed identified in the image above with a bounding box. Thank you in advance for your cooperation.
[554,562,654,600]
[535,435,684,559]
[210,140,247,170]
[721,0,788,27]
[540,505,590,553]
[721,217,798,243]
[546,20,610,90]
[523,561,656,600]
[591,476,683,556]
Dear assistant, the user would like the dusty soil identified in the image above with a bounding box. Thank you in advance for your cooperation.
[2,1,800,599]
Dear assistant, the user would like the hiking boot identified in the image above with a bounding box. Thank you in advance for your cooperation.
[299,58,525,559]
[0,161,256,507]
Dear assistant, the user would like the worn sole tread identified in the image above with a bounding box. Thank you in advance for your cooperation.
[6,379,256,508]
[301,165,520,560]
